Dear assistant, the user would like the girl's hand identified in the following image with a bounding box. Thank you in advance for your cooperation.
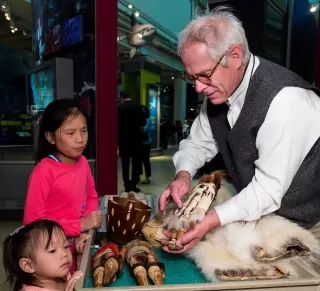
[75,232,91,254]
[80,210,103,231]
[65,271,83,291]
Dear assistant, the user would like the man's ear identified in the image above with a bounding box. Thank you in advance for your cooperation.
[45,131,55,145]
[228,45,243,70]
[19,258,35,274]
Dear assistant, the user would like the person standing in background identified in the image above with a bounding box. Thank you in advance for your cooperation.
[182,119,190,138]
[118,90,146,192]
[141,105,152,184]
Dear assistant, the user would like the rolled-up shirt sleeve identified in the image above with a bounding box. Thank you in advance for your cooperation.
[173,98,219,178]
[215,87,320,225]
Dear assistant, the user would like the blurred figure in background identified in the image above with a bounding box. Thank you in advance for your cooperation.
[118,90,146,192]
[141,105,152,184]
[182,119,190,138]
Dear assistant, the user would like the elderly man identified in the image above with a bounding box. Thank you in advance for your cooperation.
[159,8,320,253]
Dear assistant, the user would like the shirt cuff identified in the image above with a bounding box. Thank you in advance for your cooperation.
[214,198,242,226]
[175,161,197,179]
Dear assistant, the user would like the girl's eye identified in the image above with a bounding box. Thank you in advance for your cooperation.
[67,132,74,135]
[49,249,56,253]
[64,245,69,250]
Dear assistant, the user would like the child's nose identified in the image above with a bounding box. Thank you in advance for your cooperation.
[61,248,68,259]
[75,132,84,143]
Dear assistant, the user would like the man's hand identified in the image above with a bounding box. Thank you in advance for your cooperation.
[161,210,221,253]
[80,210,103,232]
[158,171,191,215]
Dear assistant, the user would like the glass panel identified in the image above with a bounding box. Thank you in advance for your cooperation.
[265,0,287,66]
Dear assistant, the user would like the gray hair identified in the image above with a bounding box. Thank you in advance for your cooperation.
[178,6,250,66]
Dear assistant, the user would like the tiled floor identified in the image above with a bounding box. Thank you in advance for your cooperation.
[0,146,178,290]
[117,147,177,195]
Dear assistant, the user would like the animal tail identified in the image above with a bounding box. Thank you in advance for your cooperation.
[199,170,227,190]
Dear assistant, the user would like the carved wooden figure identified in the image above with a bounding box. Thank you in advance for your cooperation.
[91,242,120,287]
[119,239,165,286]
[164,170,226,251]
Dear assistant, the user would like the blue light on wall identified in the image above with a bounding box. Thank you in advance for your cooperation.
[148,93,158,149]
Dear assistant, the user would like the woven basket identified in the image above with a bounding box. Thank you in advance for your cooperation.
[107,195,152,245]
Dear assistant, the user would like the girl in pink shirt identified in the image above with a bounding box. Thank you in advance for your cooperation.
[23,99,102,274]
[3,219,83,291]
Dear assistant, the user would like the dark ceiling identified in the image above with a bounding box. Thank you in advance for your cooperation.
[0,0,32,51]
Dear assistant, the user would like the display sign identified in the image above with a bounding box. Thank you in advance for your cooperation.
[148,93,158,149]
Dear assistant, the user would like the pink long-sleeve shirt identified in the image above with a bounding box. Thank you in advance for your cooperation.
[23,155,99,237]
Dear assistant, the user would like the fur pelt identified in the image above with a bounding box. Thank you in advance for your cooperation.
[185,179,320,281]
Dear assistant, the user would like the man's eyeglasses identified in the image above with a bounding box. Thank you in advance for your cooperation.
[182,54,225,86]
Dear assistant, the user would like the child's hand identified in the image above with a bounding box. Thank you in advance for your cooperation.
[75,232,91,254]
[65,271,83,291]
[80,210,103,231]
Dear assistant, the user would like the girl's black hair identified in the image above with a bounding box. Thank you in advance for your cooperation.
[141,105,150,118]
[36,99,87,163]
[2,219,66,291]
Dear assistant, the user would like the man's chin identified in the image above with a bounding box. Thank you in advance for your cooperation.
[207,92,225,105]
[208,97,224,105]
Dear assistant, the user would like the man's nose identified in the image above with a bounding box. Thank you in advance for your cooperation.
[194,80,207,93]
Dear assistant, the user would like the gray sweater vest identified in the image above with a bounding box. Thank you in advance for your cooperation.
[207,57,320,229]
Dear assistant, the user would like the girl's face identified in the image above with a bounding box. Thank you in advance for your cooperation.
[33,230,72,280]
[46,113,88,164]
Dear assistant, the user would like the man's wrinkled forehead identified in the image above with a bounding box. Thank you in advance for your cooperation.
[181,42,215,75]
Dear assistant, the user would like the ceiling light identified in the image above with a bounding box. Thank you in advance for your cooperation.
[6,16,10,21]
[310,4,317,12]
[128,4,132,9]
[172,77,174,80]
[14,28,17,31]
[2,5,5,9]
[11,29,14,33]
[135,11,139,17]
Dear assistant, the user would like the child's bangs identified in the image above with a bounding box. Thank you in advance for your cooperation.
[64,107,83,122]
[29,223,66,253]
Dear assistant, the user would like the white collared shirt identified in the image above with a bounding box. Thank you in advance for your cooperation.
[173,54,320,225]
